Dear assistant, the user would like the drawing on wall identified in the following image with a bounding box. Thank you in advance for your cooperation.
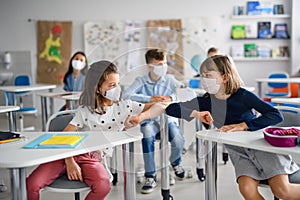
[37,21,72,84]
[124,20,145,71]
[83,17,220,80]
[146,19,184,79]
[84,21,126,67]
[181,17,220,77]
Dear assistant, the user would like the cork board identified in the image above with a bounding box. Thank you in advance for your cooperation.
[37,21,72,84]
[146,19,184,79]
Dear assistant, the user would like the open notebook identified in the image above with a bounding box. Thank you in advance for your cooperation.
[23,133,88,149]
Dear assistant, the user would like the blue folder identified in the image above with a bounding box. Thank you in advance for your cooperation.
[23,133,88,149]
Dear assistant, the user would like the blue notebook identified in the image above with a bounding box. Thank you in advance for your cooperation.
[23,133,88,149]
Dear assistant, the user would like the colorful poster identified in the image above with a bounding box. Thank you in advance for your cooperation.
[146,19,184,79]
[37,21,72,84]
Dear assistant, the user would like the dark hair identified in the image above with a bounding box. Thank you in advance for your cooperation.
[63,51,88,85]
[145,49,166,64]
[207,47,218,55]
[79,60,119,114]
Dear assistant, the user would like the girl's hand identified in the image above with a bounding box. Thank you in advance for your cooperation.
[218,122,248,132]
[190,110,214,124]
[124,116,141,129]
[65,157,83,181]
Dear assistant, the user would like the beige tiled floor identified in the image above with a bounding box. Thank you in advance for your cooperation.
[0,114,274,200]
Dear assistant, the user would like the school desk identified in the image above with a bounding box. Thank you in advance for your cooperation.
[271,97,300,106]
[0,84,56,131]
[0,105,20,131]
[196,129,300,200]
[37,92,81,130]
[0,131,142,200]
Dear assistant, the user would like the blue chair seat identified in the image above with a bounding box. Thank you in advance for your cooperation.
[265,92,290,97]
[17,107,37,113]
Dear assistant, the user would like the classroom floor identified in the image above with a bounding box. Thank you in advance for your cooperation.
[0,114,274,200]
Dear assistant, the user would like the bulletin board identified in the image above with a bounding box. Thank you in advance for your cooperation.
[146,19,184,79]
[37,21,72,85]
[83,17,221,81]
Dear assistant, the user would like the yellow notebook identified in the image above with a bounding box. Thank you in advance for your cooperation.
[40,135,83,146]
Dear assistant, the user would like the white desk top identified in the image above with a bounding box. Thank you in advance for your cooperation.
[197,129,300,156]
[271,98,300,105]
[256,77,300,83]
[0,84,56,92]
[37,92,81,100]
[0,131,142,168]
[0,106,20,113]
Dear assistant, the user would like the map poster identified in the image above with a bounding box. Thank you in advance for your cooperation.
[37,21,72,84]
[146,19,184,79]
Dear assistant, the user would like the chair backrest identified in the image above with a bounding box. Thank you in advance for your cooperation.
[46,110,77,132]
[274,105,300,127]
[14,75,31,86]
[268,72,289,88]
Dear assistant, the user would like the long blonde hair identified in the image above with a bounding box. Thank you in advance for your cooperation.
[79,60,119,114]
[200,55,244,94]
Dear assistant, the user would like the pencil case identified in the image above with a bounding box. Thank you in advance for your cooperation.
[263,127,300,147]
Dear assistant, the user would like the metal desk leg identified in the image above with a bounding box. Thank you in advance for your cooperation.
[8,111,15,132]
[9,92,17,131]
[122,142,136,200]
[111,146,118,186]
[40,96,48,131]
[204,140,217,200]
[49,89,54,116]
[160,113,171,200]
[10,168,27,200]
[257,82,262,98]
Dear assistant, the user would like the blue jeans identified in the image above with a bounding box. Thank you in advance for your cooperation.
[141,121,185,177]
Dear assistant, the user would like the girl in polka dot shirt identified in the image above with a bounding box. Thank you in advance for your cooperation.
[26,60,165,200]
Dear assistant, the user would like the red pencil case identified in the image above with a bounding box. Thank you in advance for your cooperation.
[263,127,300,147]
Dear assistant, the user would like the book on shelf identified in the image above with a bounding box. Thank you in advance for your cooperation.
[259,2,273,15]
[257,21,272,38]
[23,133,88,149]
[273,4,284,15]
[247,1,260,15]
[244,43,258,57]
[279,46,289,57]
[245,22,257,38]
[231,25,246,39]
[257,45,271,58]
[274,23,289,39]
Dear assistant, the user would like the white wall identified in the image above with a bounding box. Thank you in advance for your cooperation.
[0,0,298,105]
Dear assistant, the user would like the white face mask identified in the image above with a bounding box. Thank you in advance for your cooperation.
[151,64,168,77]
[72,60,86,71]
[200,77,220,94]
[104,85,121,102]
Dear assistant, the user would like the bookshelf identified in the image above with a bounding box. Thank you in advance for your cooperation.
[230,13,291,61]
[231,14,290,20]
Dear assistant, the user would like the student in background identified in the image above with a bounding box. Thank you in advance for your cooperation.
[123,49,185,194]
[60,51,88,110]
[207,47,219,57]
[165,55,300,200]
[26,60,165,200]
